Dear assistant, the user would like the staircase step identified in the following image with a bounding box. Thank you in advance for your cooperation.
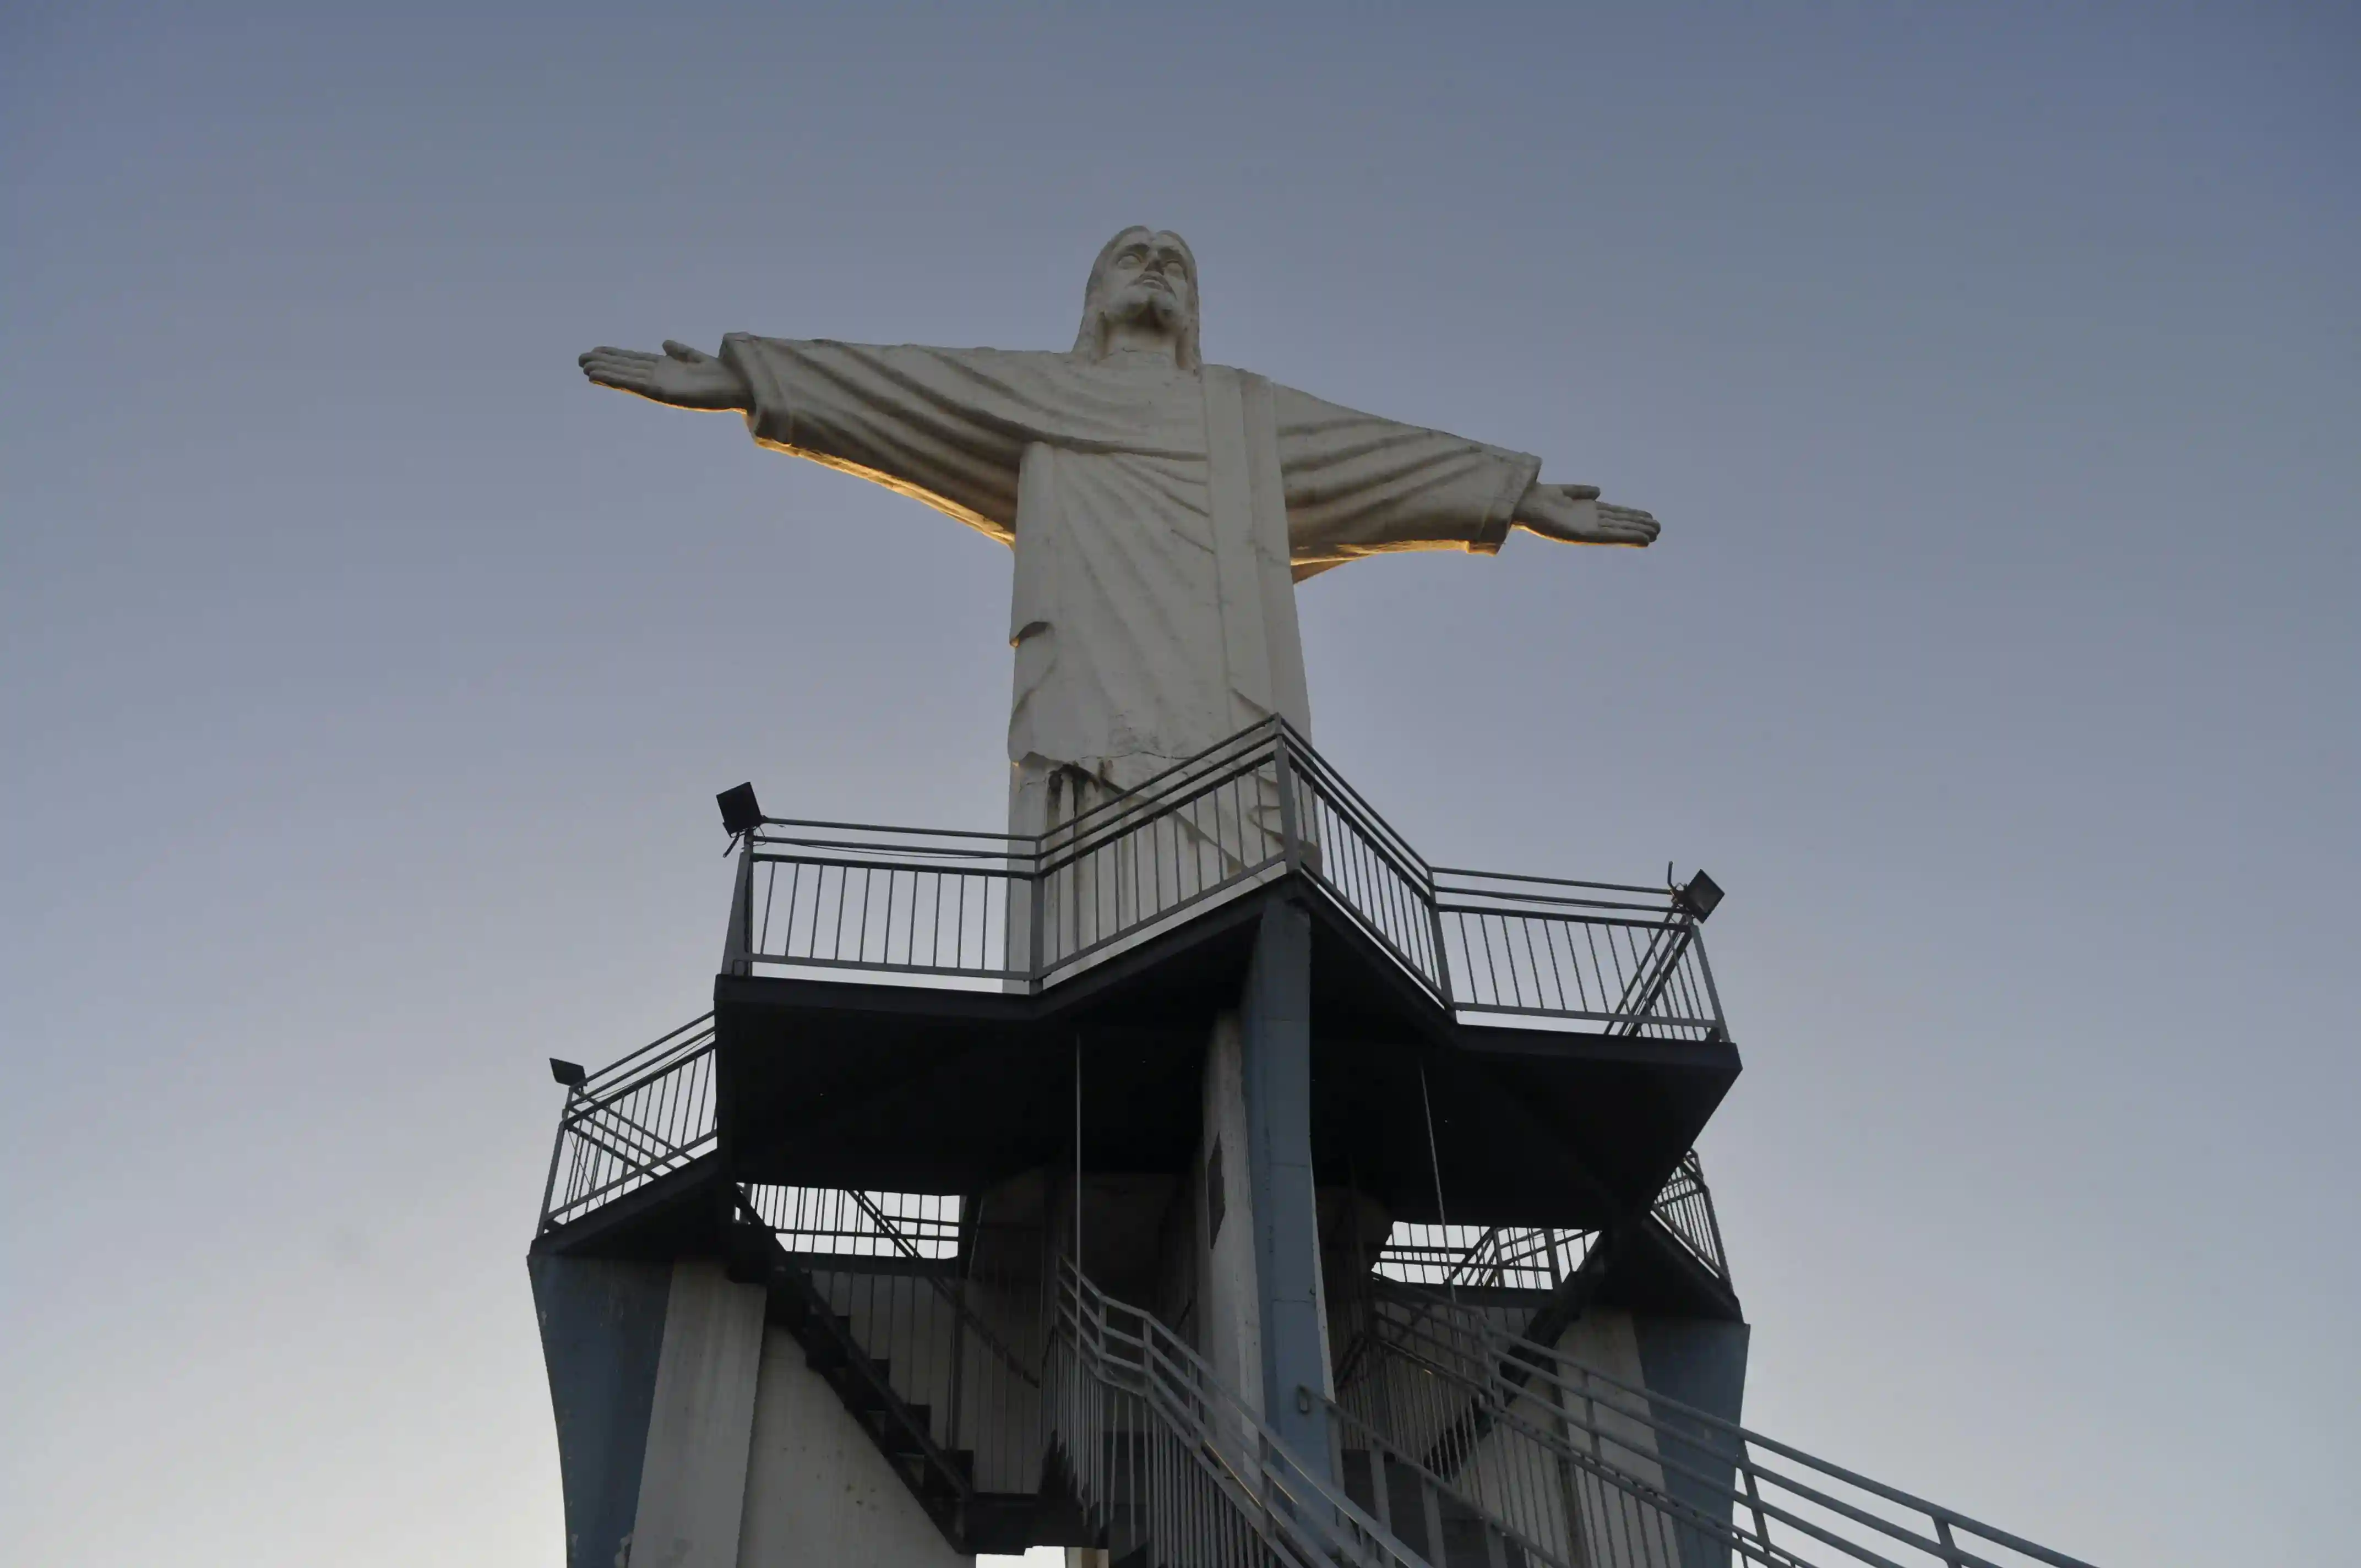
[875,1405,933,1454]
[722,1224,775,1286]
[831,1371,890,1414]
[961,1493,1041,1557]
[862,1406,926,1449]
[735,1220,982,1557]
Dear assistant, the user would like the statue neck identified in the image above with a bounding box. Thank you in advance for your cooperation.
[1102,317,1185,364]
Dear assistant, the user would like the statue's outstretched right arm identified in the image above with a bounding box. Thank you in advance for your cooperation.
[1508,483,1661,547]
[579,337,1074,544]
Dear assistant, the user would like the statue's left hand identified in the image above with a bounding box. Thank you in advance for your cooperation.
[578,340,749,411]
[1513,482,1661,547]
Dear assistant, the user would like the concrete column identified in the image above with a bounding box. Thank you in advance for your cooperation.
[1237,898,1332,1480]
[628,1259,768,1568]
[1554,1310,1680,1568]
[1197,1009,1263,1419]
[529,1254,673,1568]
[1634,1316,1750,1568]
[736,1324,973,1568]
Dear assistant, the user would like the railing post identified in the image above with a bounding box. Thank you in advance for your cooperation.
[1026,841,1046,995]
[1742,1461,1776,1558]
[1271,721,1302,875]
[722,834,755,976]
[1695,1153,1732,1286]
[535,1088,575,1234]
[1427,882,1456,1009]
[1693,929,1731,1042]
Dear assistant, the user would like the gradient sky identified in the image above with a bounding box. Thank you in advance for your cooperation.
[4,5,2355,1565]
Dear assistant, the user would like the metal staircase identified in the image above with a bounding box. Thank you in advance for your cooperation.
[1049,1246,2107,1568]
[721,1189,1042,1554]
[1048,1256,1428,1568]
[1332,1291,2098,1568]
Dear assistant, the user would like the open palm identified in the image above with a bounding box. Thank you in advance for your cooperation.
[578,340,748,411]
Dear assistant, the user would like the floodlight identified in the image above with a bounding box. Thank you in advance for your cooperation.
[716,782,763,838]
[1678,870,1725,921]
[550,1058,587,1088]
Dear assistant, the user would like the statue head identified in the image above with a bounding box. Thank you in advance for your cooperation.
[1073,226,1201,369]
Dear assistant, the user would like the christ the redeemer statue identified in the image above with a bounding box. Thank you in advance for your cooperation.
[580,227,1658,835]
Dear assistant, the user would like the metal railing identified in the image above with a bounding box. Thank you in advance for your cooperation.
[1374,1150,1731,1294]
[725,718,1726,1038]
[1339,1293,2099,1568]
[1377,1224,1600,1292]
[1648,1151,1731,1284]
[537,1014,716,1231]
[745,1184,964,1260]
[1434,867,1720,1038]
[1051,1256,1453,1568]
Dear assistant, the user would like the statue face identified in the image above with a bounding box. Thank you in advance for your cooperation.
[1100,230,1196,339]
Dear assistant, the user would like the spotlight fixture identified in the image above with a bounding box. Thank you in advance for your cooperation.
[549,1058,587,1088]
[716,782,763,839]
[1678,870,1725,921]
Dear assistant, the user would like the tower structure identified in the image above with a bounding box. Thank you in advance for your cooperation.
[535,230,2098,1568]
[533,722,1748,1567]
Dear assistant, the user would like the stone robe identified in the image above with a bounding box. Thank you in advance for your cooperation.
[719,336,1540,817]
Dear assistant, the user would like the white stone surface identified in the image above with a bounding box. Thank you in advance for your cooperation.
[735,1324,973,1568]
[629,1260,768,1568]
[1552,1309,1679,1568]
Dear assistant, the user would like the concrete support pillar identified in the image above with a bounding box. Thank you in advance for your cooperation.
[737,1324,974,1568]
[629,1259,768,1568]
[529,1254,673,1568]
[1553,1310,1680,1568]
[1198,1009,1262,1418]
[1237,898,1332,1481]
[1634,1316,1751,1568]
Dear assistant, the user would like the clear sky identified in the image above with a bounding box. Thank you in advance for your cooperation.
[3,4,2354,1565]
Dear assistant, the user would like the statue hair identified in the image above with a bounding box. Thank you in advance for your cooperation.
[1073,226,1202,371]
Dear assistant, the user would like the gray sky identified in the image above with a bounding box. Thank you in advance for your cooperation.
[3,4,2354,1564]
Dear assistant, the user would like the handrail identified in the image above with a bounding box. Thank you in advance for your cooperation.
[1051,1257,1440,1568]
[1348,1294,2100,1568]
[574,1010,715,1098]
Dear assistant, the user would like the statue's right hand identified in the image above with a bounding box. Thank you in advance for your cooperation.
[578,340,748,412]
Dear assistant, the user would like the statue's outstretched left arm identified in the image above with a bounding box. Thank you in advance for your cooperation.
[578,341,748,411]
[1276,383,1658,574]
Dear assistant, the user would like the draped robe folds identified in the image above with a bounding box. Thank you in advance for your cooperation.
[717,336,1541,829]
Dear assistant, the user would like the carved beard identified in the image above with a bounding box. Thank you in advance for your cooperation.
[1107,282,1186,334]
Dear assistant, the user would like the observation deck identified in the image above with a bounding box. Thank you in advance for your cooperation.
[715,721,1734,1227]
[544,721,1740,1322]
